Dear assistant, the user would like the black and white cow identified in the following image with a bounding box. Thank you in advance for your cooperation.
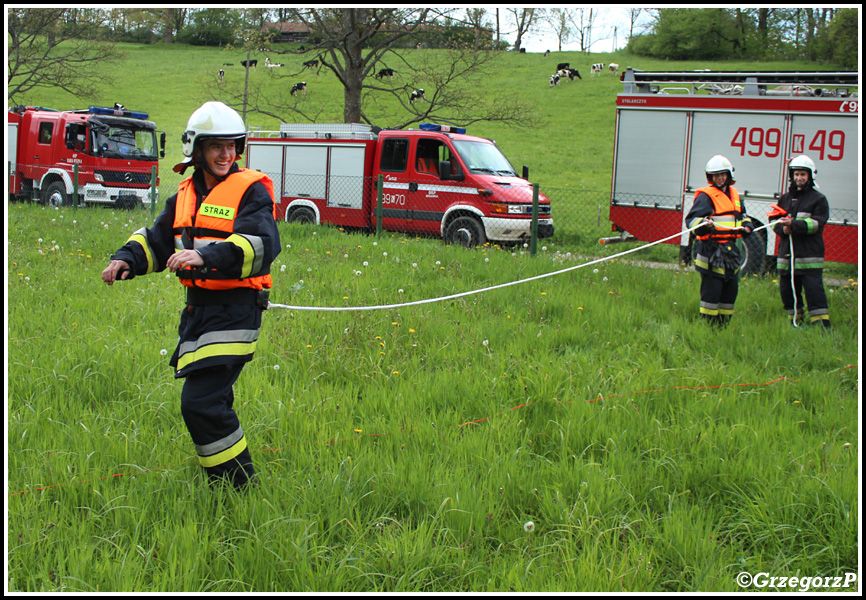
[591,63,604,76]
[302,59,319,69]
[375,68,396,79]
[409,88,425,104]
[265,57,283,67]
[608,63,619,74]
[218,69,224,82]
[557,62,570,71]
[291,82,307,96]
[549,73,560,87]
[241,59,258,69]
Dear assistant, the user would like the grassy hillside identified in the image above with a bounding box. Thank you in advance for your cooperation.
[12,41,832,190]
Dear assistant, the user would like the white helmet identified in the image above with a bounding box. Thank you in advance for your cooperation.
[173,101,246,173]
[705,155,735,184]
[789,154,817,176]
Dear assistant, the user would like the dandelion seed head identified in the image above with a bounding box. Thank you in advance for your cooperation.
[524,521,535,533]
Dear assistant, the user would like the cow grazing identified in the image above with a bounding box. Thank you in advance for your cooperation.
[218,69,224,82]
[291,82,307,96]
[557,62,570,71]
[591,63,604,76]
[608,63,619,74]
[302,59,319,69]
[409,89,425,105]
[375,68,396,79]
[549,74,560,87]
[566,68,582,80]
[241,59,258,69]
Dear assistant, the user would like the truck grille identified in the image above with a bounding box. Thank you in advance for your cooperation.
[96,170,152,185]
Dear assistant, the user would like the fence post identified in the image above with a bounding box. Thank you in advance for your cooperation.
[376,174,383,237]
[72,164,79,210]
[530,183,539,256]
[150,166,158,218]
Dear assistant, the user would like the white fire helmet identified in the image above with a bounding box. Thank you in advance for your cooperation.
[705,155,735,185]
[788,154,818,187]
[173,101,246,173]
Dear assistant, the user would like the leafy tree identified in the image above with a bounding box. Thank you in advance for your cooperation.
[7,8,120,102]
[177,8,240,47]
[215,8,534,129]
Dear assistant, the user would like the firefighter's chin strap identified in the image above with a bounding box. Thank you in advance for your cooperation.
[267,220,774,313]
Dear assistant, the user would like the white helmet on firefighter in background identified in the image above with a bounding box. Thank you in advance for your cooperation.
[788,154,818,188]
[705,155,736,185]
[173,101,247,174]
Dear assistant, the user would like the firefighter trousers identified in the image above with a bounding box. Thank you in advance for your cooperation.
[699,272,739,326]
[181,364,255,488]
[779,270,829,325]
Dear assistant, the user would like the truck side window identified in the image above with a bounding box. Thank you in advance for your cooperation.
[38,122,53,144]
[416,139,443,175]
[380,138,408,172]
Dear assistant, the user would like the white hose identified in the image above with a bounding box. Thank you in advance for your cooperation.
[268,220,774,313]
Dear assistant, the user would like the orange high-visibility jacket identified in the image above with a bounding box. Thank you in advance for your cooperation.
[173,169,275,291]
[693,186,746,241]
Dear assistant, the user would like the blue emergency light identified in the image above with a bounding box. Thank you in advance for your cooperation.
[419,123,466,134]
[89,106,149,120]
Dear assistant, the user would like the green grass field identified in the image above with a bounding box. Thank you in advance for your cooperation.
[7,41,861,592]
[7,201,859,592]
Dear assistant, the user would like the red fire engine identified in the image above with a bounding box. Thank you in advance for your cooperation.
[8,105,164,208]
[607,69,858,273]
[245,122,553,246]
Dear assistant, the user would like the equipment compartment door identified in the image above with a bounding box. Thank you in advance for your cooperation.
[327,145,366,209]
[613,109,687,208]
[688,112,787,200]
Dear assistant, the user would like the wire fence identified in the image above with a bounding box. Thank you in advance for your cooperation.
[9,162,860,272]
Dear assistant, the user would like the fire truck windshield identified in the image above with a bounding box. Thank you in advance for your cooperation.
[89,118,158,161]
[452,140,518,176]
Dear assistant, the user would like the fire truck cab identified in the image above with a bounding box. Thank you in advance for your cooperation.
[246,122,553,245]
[8,105,164,209]
[609,69,858,273]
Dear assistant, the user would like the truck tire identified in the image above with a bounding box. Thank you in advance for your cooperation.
[737,223,768,277]
[687,222,769,277]
[287,206,316,224]
[445,216,486,248]
[43,181,70,208]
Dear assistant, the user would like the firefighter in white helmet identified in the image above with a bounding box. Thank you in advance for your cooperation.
[770,155,831,328]
[685,155,754,326]
[101,101,281,488]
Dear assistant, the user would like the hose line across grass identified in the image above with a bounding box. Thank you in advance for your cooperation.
[268,221,772,313]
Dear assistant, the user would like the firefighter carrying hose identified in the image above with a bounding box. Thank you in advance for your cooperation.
[685,155,754,327]
[101,101,281,489]
[770,154,831,329]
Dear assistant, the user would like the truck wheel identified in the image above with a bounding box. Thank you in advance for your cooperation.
[43,181,70,208]
[737,224,768,277]
[445,216,486,247]
[688,225,769,277]
[287,206,315,224]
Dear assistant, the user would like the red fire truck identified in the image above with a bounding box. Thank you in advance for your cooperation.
[8,105,165,208]
[608,69,858,273]
[245,122,553,246]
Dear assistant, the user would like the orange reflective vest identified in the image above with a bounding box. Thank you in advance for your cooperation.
[173,169,275,291]
[694,186,745,241]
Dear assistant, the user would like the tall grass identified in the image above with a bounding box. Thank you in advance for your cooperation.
[7,202,859,592]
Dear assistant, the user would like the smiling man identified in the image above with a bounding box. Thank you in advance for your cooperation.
[101,101,281,489]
